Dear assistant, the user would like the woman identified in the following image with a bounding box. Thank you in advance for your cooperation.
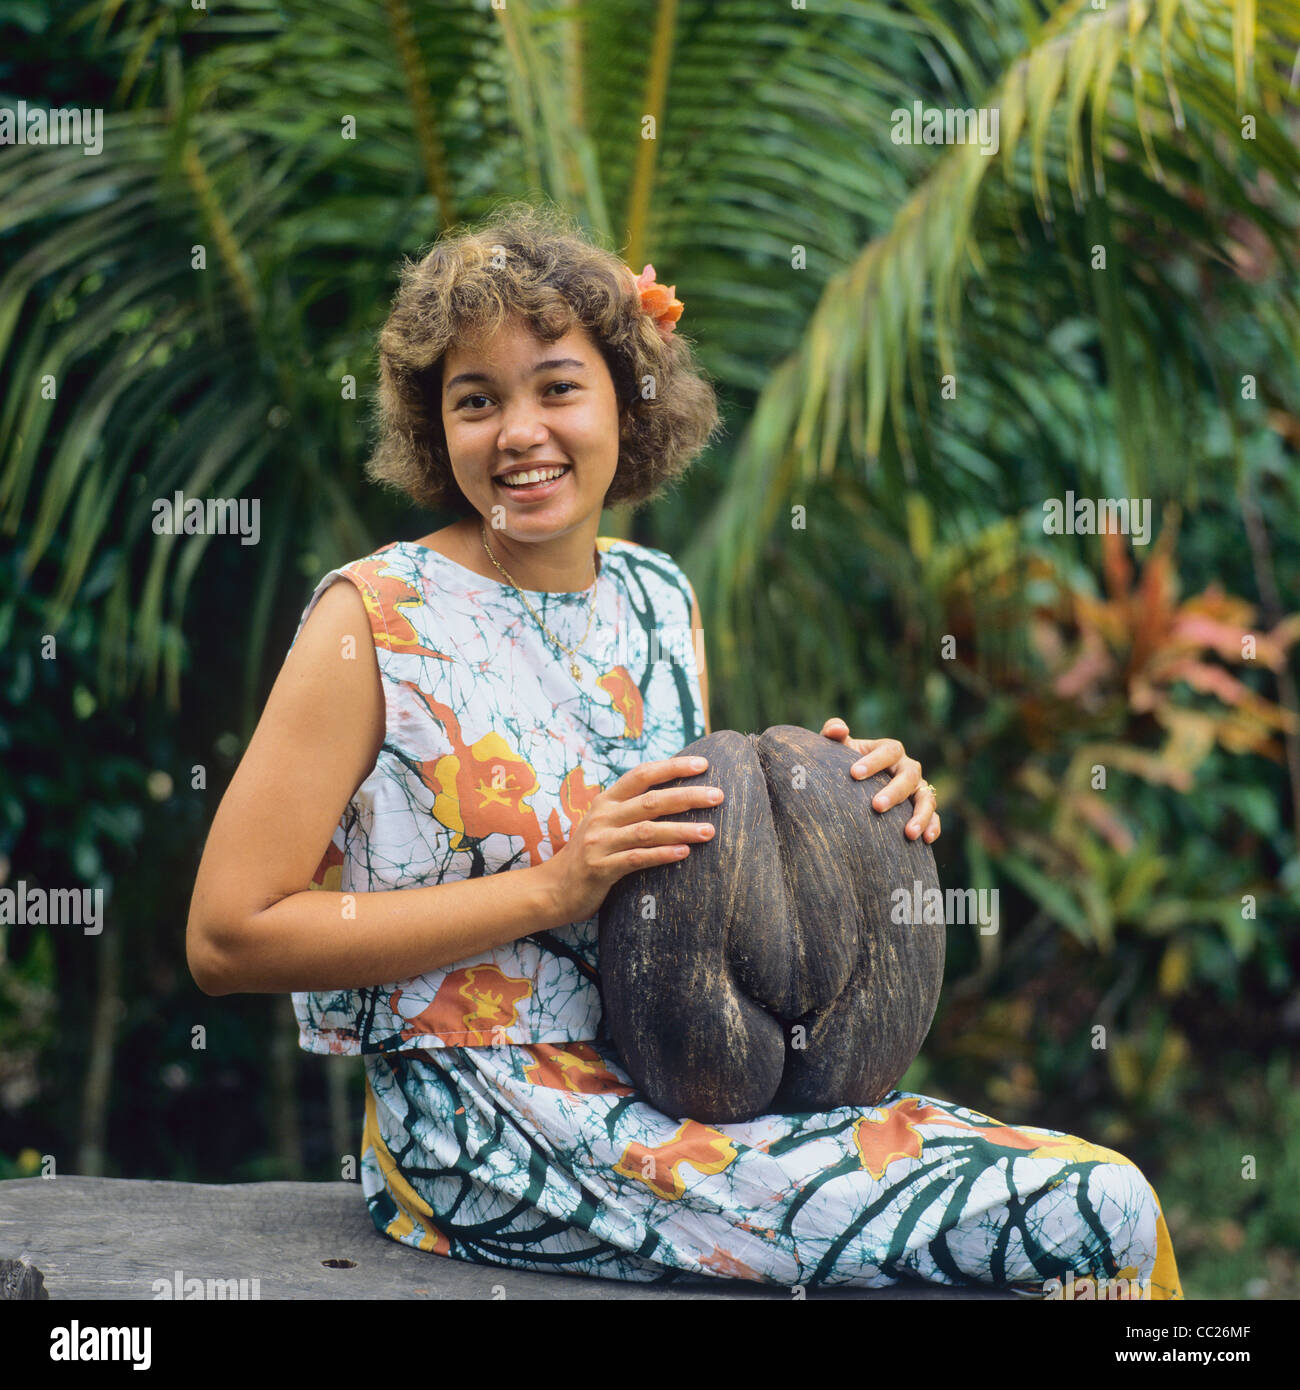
[186,200,1182,1297]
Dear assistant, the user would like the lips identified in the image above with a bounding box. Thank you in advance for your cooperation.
[494,465,572,498]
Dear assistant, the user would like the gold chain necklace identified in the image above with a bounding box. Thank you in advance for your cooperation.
[480,521,600,682]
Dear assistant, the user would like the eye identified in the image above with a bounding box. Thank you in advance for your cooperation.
[546,380,578,396]
[455,392,492,410]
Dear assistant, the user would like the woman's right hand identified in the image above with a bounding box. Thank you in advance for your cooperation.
[540,755,725,922]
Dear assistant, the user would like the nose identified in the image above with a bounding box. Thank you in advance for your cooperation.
[496,398,550,454]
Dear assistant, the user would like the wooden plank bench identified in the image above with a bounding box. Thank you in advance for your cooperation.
[0,1177,1023,1300]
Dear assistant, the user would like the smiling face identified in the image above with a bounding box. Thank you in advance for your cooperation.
[439,313,623,545]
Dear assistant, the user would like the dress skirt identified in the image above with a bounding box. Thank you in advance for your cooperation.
[359,1039,1182,1297]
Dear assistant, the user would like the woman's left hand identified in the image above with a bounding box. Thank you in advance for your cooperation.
[819,717,940,842]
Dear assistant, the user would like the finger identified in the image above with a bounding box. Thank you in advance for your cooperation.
[868,759,922,813]
[610,782,724,825]
[612,755,710,801]
[852,739,905,782]
[820,717,850,740]
[851,748,896,781]
[617,817,716,851]
[922,812,941,844]
[905,780,938,839]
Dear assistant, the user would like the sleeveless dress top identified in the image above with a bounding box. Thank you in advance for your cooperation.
[287,535,704,1056]
[281,534,1183,1297]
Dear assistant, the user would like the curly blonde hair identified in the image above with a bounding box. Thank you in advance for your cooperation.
[364,199,722,516]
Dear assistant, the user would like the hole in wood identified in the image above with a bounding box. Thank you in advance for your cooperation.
[321,1258,357,1269]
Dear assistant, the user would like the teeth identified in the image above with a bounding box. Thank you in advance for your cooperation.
[499,465,567,487]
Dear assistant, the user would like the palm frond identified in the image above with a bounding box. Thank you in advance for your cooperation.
[681,0,1300,701]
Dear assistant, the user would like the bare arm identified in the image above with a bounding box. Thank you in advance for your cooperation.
[185,577,570,996]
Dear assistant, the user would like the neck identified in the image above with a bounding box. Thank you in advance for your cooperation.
[471,518,601,593]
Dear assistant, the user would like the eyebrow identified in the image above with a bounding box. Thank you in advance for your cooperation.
[443,357,588,396]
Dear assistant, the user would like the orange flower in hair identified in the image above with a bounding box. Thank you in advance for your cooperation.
[630,263,684,338]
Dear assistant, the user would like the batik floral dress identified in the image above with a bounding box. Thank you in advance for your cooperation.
[288,536,1183,1298]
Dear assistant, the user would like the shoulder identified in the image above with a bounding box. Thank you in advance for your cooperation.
[290,542,423,654]
[335,540,423,591]
[301,541,420,601]
[597,536,686,583]
[598,536,699,618]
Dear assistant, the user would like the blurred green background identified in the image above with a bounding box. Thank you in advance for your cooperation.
[2,0,1298,1298]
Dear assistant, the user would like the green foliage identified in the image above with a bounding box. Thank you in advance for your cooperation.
[1153,1054,1300,1299]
